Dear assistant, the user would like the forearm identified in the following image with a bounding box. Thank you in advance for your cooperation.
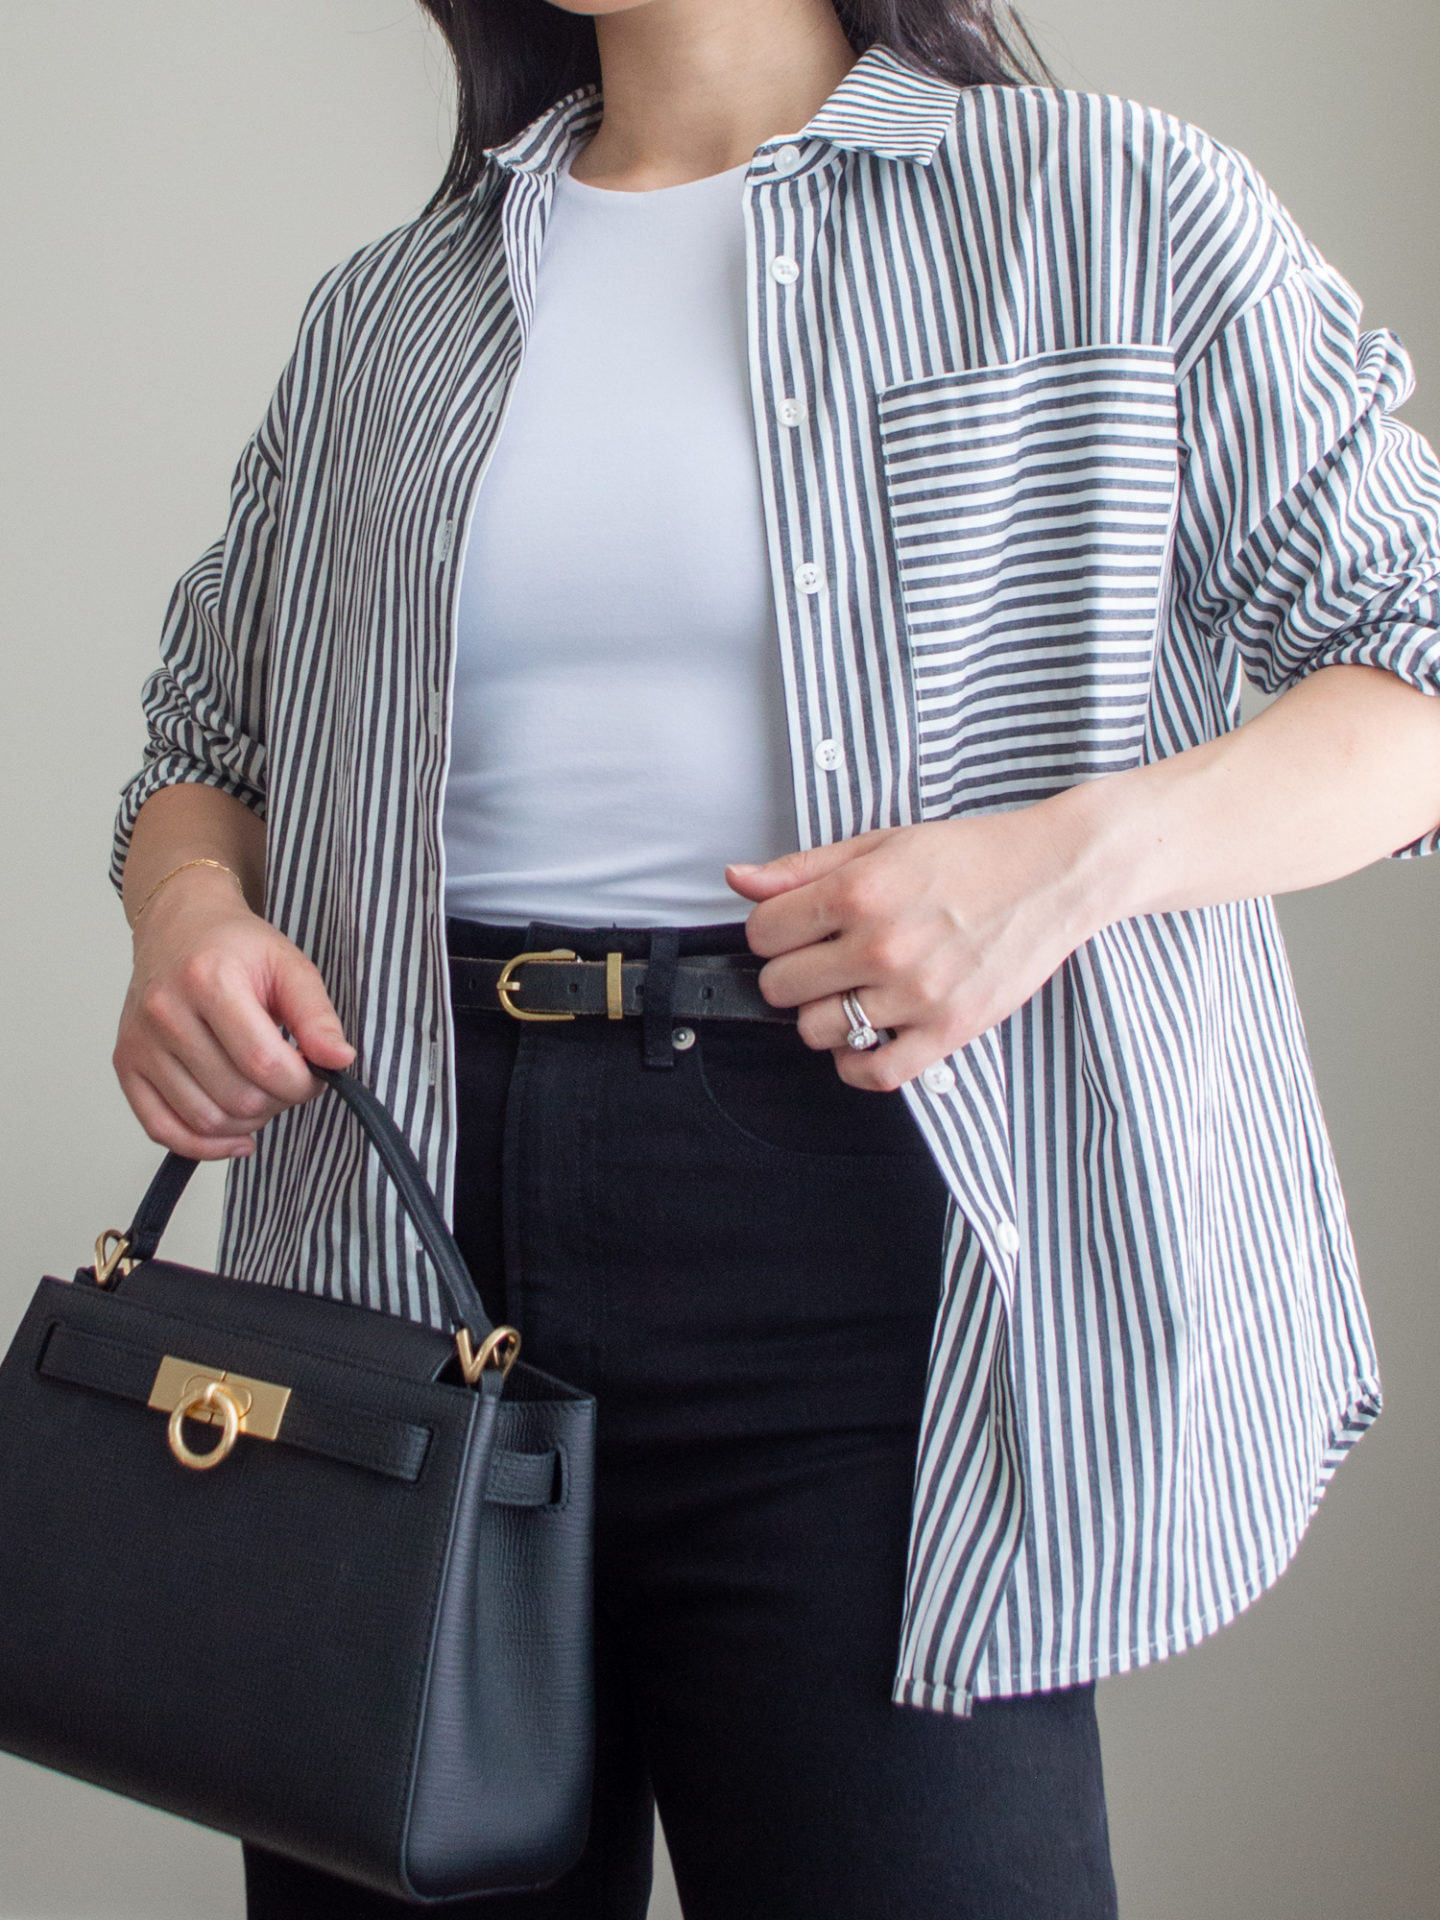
[1061,664,1440,937]
[121,784,266,927]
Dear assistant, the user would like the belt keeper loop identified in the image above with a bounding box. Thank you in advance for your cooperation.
[642,929,681,1069]
[605,951,624,1021]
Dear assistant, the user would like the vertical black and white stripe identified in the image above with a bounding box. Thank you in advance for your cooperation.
[113,46,1440,1710]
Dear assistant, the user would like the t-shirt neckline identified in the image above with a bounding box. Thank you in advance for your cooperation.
[559,152,751,199]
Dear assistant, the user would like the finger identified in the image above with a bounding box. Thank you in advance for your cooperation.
[795,989,905,1054]
[200,964,335,1104]
[152,1008,290,1126]
[265,951,356,1073]
[141,1039,273,1139]
[757,930,879,1009]
[833,1025,954,1096]
[726,831,890,904]
[743,876,853,963]
[121,1069,257,1162]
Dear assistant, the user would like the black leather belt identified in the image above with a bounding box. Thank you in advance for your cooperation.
[448,950,794,1025]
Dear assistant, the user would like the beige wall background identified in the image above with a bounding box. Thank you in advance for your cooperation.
[1,3,1435,1916]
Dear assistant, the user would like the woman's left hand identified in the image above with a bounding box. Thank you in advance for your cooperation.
[729,665,1440,1092]
[726,805,1096,1092]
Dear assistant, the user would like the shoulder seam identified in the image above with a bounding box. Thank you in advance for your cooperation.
[292,198,475,339]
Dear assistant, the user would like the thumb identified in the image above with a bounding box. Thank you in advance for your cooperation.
[269,951,356,1070]
[727,832,885,901]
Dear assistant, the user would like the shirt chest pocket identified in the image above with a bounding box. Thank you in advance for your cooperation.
[876,345,1180,818]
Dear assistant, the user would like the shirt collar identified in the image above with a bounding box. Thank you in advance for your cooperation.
[479,43,961,182]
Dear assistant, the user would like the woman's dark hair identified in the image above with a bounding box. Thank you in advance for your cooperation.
[416,1,1051,208]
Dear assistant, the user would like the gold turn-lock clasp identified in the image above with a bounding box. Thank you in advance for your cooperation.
[455,1325,521,1387]
[166,1380,245,1471]
[495,949,579,1022]
[149,1356,292,1471]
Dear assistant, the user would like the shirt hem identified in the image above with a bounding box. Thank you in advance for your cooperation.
[890,1377,1381,1713]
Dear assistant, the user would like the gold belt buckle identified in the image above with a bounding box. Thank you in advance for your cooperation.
[495,949,579,1022]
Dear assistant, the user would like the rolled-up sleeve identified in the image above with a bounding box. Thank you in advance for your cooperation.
[1171,248,1440,856]
[109,369,288,892]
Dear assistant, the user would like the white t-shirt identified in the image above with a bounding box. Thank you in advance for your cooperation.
[441,151,797,928]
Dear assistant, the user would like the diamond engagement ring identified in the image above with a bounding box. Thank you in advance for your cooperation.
[842,991,882,1052]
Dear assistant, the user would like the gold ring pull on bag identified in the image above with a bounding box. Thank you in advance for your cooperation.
[0,1065,596,1903]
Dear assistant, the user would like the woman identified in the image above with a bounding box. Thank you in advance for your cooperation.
[111,0,1440,1914]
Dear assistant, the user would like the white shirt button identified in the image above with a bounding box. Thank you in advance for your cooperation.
[778,396,807,427]
[772,143,803,174]
[770,254,800,284]
[921,1061,956,1095]
[794,560,822,593]
[995,1220,1022,1257]
[671,1026,697,1052]
[813,738,843,772]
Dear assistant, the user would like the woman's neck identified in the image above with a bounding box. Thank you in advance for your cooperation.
[569,0,858,191]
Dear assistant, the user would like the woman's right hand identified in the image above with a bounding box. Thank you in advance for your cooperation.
[114,865,356,1160]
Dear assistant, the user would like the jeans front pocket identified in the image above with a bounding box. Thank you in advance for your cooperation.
[694,1023,935,1161]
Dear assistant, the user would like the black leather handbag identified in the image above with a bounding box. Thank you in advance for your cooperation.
[0,1067,595,1904]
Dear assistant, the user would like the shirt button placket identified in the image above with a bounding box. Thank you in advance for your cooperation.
[764,200,837,823]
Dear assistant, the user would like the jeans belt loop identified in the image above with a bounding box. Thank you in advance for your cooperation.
[642,929,681,1069]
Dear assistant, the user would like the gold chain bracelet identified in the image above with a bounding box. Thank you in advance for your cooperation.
[128,857,247,929]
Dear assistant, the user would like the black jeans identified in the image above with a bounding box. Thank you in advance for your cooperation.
[245,922,1116,1920]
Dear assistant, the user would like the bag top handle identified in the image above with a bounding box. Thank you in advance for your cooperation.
[110,1066,500,1351]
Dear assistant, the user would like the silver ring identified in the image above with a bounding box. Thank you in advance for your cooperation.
[842,991,881,1052]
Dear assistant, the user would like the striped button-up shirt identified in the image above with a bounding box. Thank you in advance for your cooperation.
[114,45,1440,1710]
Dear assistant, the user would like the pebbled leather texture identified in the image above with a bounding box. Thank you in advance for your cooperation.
[0,1270,594,1900]
[37,1320,435,1481]
[403,1380,595,1899]
[0,1075,596,1903]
